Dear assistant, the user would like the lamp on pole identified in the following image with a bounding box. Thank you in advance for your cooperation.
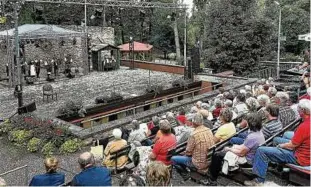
[275,1,281,79]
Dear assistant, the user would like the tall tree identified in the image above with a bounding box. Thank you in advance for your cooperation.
[205,0,274,76]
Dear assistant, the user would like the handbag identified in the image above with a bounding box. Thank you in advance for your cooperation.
[90,140,103,160]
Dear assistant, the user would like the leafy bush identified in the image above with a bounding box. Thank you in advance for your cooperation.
[0,120,14,135]
[8,130,33,145]
[41,142,56,156]
[27,137,42,152]
[60,139,82,154]
[57,100,84,117]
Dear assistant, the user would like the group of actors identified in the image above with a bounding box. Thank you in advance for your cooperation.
[5,57,75,80]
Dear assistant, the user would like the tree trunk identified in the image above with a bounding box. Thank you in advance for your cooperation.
[173,18,181,64]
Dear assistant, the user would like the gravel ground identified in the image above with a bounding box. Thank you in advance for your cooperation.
[0,67,182,119]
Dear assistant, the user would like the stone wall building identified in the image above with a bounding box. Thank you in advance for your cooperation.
[0,24,114,83]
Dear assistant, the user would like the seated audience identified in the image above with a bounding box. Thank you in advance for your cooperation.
[29,157,65,186]
[244,99,311,186]
[146,161,171,186]
[257,94,270,123]
[267,87,278,104]
[204,113,265,185]
[214,108,236,143]
[171,113,214,178]
[275,92,296,127]
[212,99,223,118]
[150,116,161,136]
[174,125,194,144]
[245,97,260,113]
[192,101,202,112]
[71,152,112,186]
[128,122,150,143]
[262,104,283,139]
[233,93,248,116]
[273,99,310,145]
[223,100,238,119]
[166,112,175,123]
[103,128,128,168]
[149,120,177,165]
[176,108,186,125]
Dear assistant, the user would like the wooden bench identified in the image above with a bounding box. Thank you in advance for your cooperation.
[285,164,310,186]
[109,145,138,174]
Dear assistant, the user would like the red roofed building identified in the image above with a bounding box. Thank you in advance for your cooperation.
[118,41,153,61]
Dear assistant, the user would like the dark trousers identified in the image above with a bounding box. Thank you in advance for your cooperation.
[35,68,40,78]
[209,151,226,181]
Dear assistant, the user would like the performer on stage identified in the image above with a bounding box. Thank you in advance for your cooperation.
[35,60,41,78]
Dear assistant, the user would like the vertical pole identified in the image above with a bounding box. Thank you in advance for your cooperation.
[84,0,90,72]
[14,2,22,108]
[184,10,187,68]
[277,7,281,79]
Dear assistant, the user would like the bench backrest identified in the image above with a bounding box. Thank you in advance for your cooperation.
[109,145,132,171]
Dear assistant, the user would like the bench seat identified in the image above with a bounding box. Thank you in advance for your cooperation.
[286,164,311,175]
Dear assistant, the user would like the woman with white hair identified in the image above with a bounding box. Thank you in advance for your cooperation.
[103,128,128,168]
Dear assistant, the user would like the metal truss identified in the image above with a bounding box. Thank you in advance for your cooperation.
[24,0,188,9]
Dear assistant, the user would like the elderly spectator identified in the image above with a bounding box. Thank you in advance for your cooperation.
[192,101,202,112]
[166,112,175,122]
[171,113,214,179]
[275,92,296,127]
[262,105,283,139]
[204,113,265,185]
[224,100,238,119]
[128,122,150,143]
[150,120,176,165]
[103,128,128,168]
[233,93,248,116]
[267,87,278,104]
[176,108,186,125]
[245,99,311,186]
[150,116,161,136]
[257,94,270,123]
[214,108,236,143]
[146,161,171,186]
[273,99,310,145]
[212,99,223,118]
[245,97,260,113]
[71,152,112,186]
[29,157,65,186]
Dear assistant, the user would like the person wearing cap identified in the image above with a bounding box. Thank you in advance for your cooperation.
[103,128,128,168]
[149,120,177,165]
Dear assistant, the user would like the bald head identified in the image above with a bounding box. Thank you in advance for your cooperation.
[78,152,95,169]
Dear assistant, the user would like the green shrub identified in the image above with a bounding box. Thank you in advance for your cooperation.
[0,120,14,135]
[27,137,42,152]
[41,142,56,156]
[8,130,33,145]
[60,139,82,154]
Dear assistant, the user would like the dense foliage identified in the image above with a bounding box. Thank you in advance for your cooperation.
[0,114,83,155]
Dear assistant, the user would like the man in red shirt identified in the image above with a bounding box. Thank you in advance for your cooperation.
[245,99,311,186]
[149,120,177,165]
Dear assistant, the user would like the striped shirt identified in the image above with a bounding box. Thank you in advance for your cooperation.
[262,119,283,139]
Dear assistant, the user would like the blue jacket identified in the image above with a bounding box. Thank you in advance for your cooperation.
[71,166,112,186]
[29,172,65,186]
